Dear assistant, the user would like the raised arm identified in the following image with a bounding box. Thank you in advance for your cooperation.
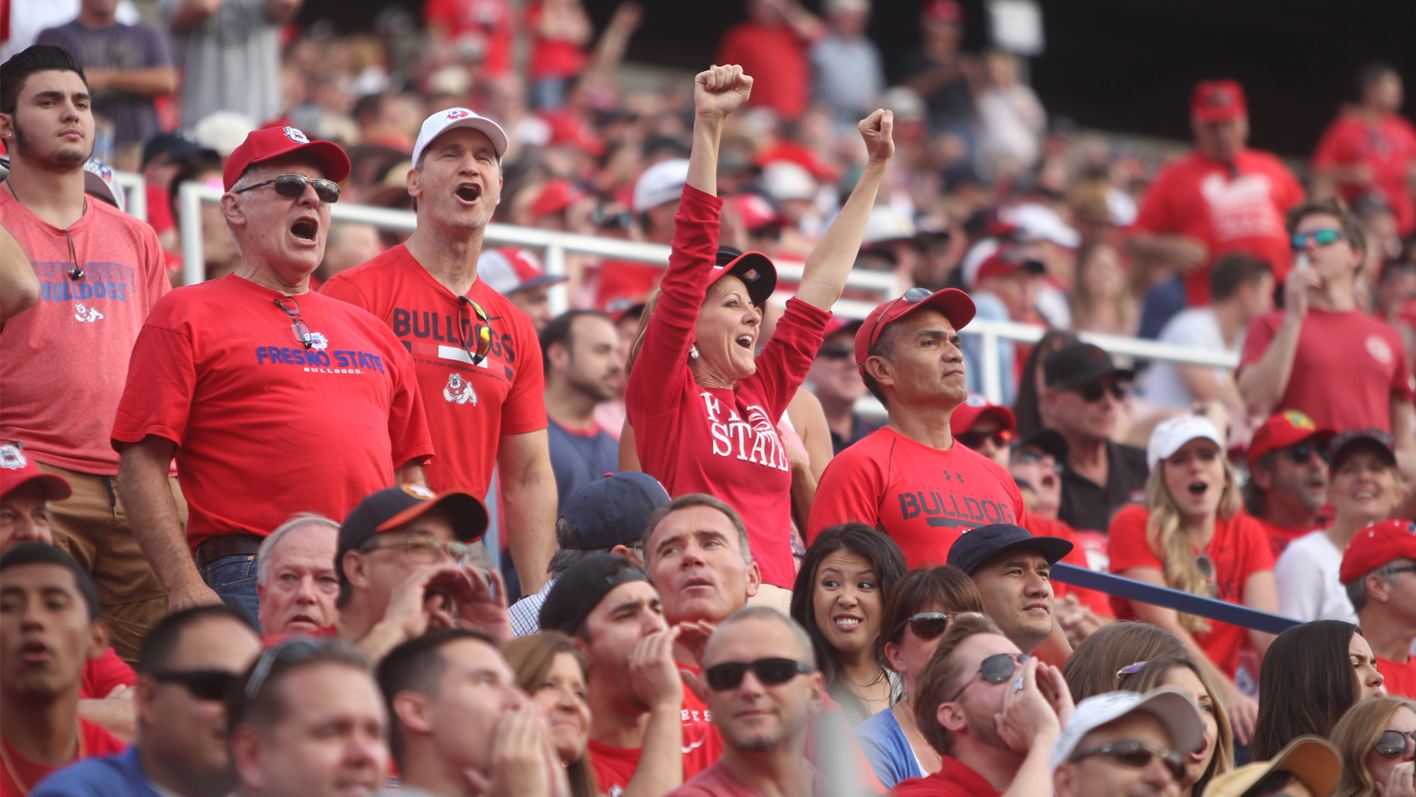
[686,64,753,197]
[794,109,895,310]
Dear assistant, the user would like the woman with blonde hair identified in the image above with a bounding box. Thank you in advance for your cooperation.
[1117,656,1234,797]
[1107,413,1279,745]
[502,632,598,797]
[1330,696,1416,797]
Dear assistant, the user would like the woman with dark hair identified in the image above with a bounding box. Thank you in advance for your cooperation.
[625,65,896,606]
[854,566,984,788]
[1330,696,1416,797]
[789,523,907,722]
[1012,329,1079,438]
[501,631,598,797]
[1116,656,1234,796]
[1063,620,1186,702]
[1252,620,1387,760]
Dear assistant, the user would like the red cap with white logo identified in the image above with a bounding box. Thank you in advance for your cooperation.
[222,126,351,191]
[477,248,567,295]
[0,444,72,502]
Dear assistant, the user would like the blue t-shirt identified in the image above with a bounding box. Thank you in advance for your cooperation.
[546,418,619,507]
[33,747,161,797]
[854,705,923,789]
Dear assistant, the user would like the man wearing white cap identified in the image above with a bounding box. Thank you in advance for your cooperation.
[323,108,557,594]
[476,246,567,332]
[594,158,691,308]
[1051,689,1205,797]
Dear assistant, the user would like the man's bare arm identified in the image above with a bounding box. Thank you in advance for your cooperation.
[118,436,219,609]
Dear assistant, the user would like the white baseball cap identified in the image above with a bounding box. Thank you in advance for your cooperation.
[862,205,917,247]
[1147,414,1223,470]
[762,161,816,202]
[412,107,509,166]
[1004,202,1080,249]
[1050,688,1205,773]
[633,159,690,214]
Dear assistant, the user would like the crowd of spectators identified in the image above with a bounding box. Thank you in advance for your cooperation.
[2,0,1416,795]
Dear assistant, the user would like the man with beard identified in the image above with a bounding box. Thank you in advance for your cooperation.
[1243,411,1333,555]
[34,606,263,796]
[0,44,175,662]
[541,310,626,507]
[668,607,824,797]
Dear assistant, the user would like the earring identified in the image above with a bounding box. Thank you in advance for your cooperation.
[689,345,700,360]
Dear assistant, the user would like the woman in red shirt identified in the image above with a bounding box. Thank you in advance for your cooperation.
[625,65,895,601]
[1107,414,1279,745]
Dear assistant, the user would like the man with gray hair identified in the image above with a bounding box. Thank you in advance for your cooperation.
[257,513,340,637]
[641,493,763,633]
[1342,519,1416,697]
[114,126,433,622]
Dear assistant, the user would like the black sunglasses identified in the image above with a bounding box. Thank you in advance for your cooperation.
[905,611,955,641]
[1283,441,1329,465]
[818,346,853,362]
[949,652,1027,701]
[150,669,241,702]
[958,429,1013,450]
[1078,380,1127,402]
[1069,740,1187,782]
[704,657,814,691]
[1375,729,1416,758]
[233,174,341,204]
[1012,449,1064,473]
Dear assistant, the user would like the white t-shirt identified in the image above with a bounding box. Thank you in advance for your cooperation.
[1274,530,1357,624]
[1143,307,1236,409]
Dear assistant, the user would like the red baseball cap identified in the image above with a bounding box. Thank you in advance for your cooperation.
[1191,80,1248,123]
[477,247,568,295]
[974,248,1046,284]
[222,126,351,191]
[821,314,863,342]
[529,180,587,220]
[924,0,962,23]
[711,249,777,307]
[855,287,976,371]
[950,394,1017,437]
[734,193,782,232]
[1246,410,1333,466]
[0,444,71,502]
[1339,519,1416,584]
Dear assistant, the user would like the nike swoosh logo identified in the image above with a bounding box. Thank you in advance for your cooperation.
[681,737,707,755]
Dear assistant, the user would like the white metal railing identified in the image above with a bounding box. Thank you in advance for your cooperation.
[169,180,1237,406]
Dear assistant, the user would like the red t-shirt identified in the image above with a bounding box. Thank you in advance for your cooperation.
[1131,149,1303,306]
[587,683,723,795]
[111,275,433,550]
[626,186,828,588]
[1025,515,1113,618]
[0,720,126,796]
[525,3,588,80]
[716,24,813,121]
[0,190,170,475]
[321,245,546,497]
[1107,504,1275,677]
[807,426,1026,567]
[1377,654,1416,699]
[667,762,769,797]
[80,648,136,699]
[422,0,513,76]
[1248,514,1317,559]
[1312,112,1416,236]
[1239,309,1414,434]
[890,756,1001,797]
[594,258,662,310]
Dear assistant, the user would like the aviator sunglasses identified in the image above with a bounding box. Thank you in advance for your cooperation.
[233,174,341,204]
[1069,740,1188,782]
[904,611,956,641]
[948,652,1028,701]
[704,657,814,691]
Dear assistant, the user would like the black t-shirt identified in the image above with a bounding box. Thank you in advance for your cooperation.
[1058,441,1149,533]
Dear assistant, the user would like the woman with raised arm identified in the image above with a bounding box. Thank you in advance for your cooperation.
[626,63,895,606]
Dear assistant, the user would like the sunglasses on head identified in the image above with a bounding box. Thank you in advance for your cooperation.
[1291,228,1347,251]
[704,657,814,691]
[1078,380,1126,402]
[818,346,853,362]
[1283,441,1328,465]
[150,669,241,702]
[905,611,955,641]
[1069,740,1188,782]
[233,174,341,204]
[949,652,1027,701]
[864,286,935,351]
[958,429,1012,450]
[1375,729,1416,758]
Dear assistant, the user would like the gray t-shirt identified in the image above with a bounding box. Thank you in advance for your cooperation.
[36,19,172,147]
[810,33,884,122]
[161,0,282,126]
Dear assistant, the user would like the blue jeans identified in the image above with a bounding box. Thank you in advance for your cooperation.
[201,554,260,630]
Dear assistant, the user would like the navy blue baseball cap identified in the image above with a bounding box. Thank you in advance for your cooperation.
[559,472,671,551]
[947,523,1073,576]
[539,553,651,633]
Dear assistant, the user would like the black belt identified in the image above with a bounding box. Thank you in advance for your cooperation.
[194,535,265,568]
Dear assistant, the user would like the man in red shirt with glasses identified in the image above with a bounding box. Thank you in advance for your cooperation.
[113,126,433,623]
[322,108,556,595]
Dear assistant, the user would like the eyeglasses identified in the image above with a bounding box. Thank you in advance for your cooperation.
[1069,740,1188,782]
[863,287,934,352]
[1291,228,1347,251]
[948,652,1028,701]
[232,174,341,204]
[150,669,241,701]
[905,611,955,641]
[243,638,324,701]
[360,536,476,564]
[704,657,815,691]
[1012,449,1064,473]
[1078,380,1127,402]
[456,297,493,366]
[273,296,321,349]
[1283,441,1329,465]
[1196,554,1218,598]
[1382,565,1416,577]
[1375,729,1416,758]
[818,346,853,362]
[958,429,1013,450]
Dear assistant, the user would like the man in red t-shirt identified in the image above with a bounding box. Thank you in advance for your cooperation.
[809,287,1026,564]
[1342,519,1416,699]
[322,107,556,595]
[113,126,435,623]
[1129,80,1304,306]
[1242,410,1333,556]
[539,553,715,795]
[1238,197,1415,446]
[716,0,823,121]
[891,613,1067,796]
[0,544,127,795]
[0,45,175,661]
[1312,64,1416,237]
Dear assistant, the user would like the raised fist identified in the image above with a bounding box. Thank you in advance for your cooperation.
[694,64,753,120]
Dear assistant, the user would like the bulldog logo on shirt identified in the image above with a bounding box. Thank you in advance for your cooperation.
[443,372,477,405]
[73,303,104,323]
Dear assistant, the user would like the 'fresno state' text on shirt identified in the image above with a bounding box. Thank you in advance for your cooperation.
[700,393,789,471]
[255,346,387,373]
